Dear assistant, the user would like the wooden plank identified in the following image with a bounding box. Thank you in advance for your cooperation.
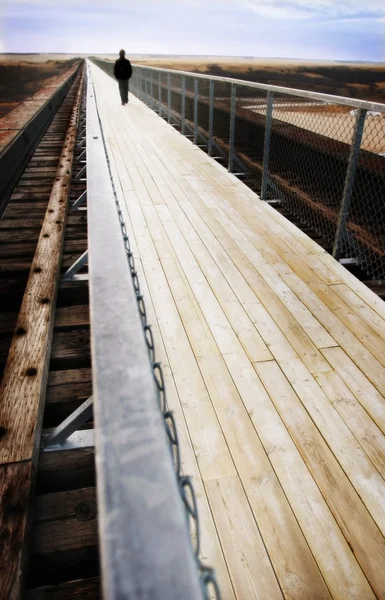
[50,328,91,369]
[331,283,385,340]
[0,462,33,600]
[28,577,100,600]
[54,305,89,328]
[255,360,385,598]
[281,271,385,397]
[37,449,95,494]
[278,356,385,537]
[30,516,98,588]
[315,370,385,479]
[322,346,385,436]
[34,488,96,523]
[46,368,92,405]
[205,476,284,600]
[319,252,385,323]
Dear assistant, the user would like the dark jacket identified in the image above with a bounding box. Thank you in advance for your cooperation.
[114,57,132,80]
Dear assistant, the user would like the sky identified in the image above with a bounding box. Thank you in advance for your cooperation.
[1,0,384,62]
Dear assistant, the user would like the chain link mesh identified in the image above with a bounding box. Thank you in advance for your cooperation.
[90,66,221,600]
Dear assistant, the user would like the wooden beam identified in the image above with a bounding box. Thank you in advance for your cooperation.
[29,489,98,589]
[37,448,95,494]
[0,71,84,599]
[27,577,100,600]
[0,462,33,600]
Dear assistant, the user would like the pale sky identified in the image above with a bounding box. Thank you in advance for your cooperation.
[1,0,384,61]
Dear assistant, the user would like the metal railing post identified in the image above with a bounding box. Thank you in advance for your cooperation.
[208,79,214,157]
[332,108,367,260]
[261,91,274,200]
[181,75,186,135]
[228,83,236,172]
[168,73,171,123]
[194,78,198,145]
[158,72,162,117]
[150,70,154,109]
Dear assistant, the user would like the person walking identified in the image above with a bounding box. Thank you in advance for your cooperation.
[114,49,132,106]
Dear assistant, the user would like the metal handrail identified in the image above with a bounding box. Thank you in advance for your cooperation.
[134,63,385,113]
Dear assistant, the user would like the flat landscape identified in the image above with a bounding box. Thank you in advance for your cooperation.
[1,54,384,153]
[0,55,81,116]
[132,57,385,104]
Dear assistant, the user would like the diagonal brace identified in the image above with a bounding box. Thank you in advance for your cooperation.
[43,396,93,448]
[62,250,88,281]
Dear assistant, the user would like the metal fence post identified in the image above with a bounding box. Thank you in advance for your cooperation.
[143,69,147,103]
[194,78,198,145]
[332,108,367,260]
[228,83,236,172]
[181,75,186,135]
[158,72,162,117]
[208,79,214,157]
[168,73,171,123]
[150,70,153,109]
[261,91,274,200]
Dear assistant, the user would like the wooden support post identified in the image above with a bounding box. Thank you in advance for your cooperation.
[0,73,84,599]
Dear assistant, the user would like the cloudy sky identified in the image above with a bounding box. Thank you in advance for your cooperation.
[1,0,384,61]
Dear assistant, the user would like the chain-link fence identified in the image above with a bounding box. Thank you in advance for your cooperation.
[92,58,385,280]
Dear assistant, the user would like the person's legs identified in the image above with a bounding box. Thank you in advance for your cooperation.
[118,80,125,105]
[124,80,129,103]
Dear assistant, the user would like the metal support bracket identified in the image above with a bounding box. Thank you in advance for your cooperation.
[74,164,86,180]
[208,79,214,157]
[193,79,198,145]
[261,91,274,200]
[76,148,86,163]
[181,75,186,135]
[167,72,171,123]
[332,108,367,260]
[62,249,88,281]
[72,189,87,209]
[42,396,93,450]
[228,84,237,173]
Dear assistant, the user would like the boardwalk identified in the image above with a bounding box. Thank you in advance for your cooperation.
[90,61,385,600]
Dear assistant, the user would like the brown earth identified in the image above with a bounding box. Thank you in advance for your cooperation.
[131,58,385,104]
[0,58,82,116]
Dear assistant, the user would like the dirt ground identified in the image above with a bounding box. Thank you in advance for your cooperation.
[132,57,385,105]
[266,104,384,153]
[0,57,82,116]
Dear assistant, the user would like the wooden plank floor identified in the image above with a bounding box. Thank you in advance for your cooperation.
[89,62,385,600]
